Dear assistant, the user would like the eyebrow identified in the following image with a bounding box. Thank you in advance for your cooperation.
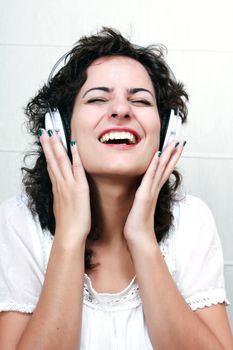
[128,88,154,97]
[82,86,154,98]
[82,87,113,98]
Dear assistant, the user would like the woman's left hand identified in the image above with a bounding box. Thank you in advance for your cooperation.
[123,141,185,250]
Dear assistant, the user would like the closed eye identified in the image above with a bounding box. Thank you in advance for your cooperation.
[86,98,108,104]
[86,98,152,105]
[131,99,152,106]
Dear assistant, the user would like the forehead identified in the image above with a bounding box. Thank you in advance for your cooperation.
[83,55,153,87]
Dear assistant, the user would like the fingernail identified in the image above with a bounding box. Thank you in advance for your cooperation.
[38,128,43,137]
[183,141,187,147]
[48,130,53,137]
[157,151,162,158]
[70,140,76,147]
[175,142,180,148]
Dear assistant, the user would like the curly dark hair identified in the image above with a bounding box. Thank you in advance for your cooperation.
[22,27,188,270]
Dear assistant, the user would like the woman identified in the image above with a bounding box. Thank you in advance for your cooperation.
[0,28,232,349]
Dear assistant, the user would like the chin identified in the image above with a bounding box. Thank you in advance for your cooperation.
[80,150,152,178]
[85,162,148,178]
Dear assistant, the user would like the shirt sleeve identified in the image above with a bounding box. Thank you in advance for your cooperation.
[175,195,230,311]
[0,195,46,313]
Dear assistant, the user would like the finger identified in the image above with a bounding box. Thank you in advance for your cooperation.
[70,141,88,183]
[43,129,73,181]
[140,140,178,191]
[139,150,161,190]
[39,128,64,181]
[47,164,57,191]
[159,141,185,187]
[153,140,184,190]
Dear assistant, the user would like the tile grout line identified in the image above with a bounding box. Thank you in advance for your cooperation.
[0,43,233,54]
[0,149,233,160]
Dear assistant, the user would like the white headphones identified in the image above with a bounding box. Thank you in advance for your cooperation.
[161,109,182,151]
[45,109,68,150]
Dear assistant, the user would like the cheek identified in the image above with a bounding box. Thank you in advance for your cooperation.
[145,117,161,146]
[71,113,89,140]
[70,116,96,168]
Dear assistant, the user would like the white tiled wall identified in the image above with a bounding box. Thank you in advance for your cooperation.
[1,0,232,331]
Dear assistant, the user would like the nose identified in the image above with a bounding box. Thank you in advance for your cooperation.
[108,97,132,120]
[111,112,129,119]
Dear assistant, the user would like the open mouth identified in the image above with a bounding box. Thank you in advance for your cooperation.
[99,131,139,145]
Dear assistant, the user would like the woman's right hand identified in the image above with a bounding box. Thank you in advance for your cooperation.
[38,129,91,246]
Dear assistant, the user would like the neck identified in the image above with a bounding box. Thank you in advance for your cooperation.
[87,174,141,248]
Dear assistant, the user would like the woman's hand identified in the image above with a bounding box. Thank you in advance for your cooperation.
[123,141,185,249]
[39,129,91,246]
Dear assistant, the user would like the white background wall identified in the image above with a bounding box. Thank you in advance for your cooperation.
[1,0,232,331]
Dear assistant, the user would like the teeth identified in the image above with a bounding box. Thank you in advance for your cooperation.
[99,131,137,144]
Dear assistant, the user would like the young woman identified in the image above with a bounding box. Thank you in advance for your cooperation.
[0,28,232,349]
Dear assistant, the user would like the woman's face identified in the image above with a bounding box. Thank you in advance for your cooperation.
[71,55,160,178]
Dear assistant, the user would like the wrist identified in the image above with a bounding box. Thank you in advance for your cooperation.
[128,240,163,277]
[127,233,159,256]
[54,229,87,252]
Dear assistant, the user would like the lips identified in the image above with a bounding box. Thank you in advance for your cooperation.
[98,128,140,145]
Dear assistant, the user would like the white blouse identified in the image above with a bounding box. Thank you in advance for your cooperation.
[0,194,229,349]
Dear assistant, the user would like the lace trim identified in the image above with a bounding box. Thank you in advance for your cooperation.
[159,202,179,277]
[185,288,231,311]
[83,274,142,311]
[41,228,54,275]
[159,234,176,276]
[0,303,34,314]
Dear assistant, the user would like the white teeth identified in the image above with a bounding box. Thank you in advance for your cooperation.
[99,131,137,144]
[122,132,127,139]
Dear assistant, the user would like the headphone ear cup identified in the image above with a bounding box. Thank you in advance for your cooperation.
[45,110,68,151]
[159,110,171,151]
[60,111,71,148]
[160,109,182,151]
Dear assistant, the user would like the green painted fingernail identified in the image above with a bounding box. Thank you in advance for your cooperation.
[70,140,76,146]
[48,130,53,137]
[38,128,43,136]
[175,142,180,148]
[183,141,187,147]
[158,151,162,158]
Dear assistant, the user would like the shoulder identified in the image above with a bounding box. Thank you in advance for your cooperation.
[0,195,51,313]
[178,194,214,218]
[161,194,222,278]
[0,194,33,223]
[172,195,229,310]
[176,194,220,246]
[0,194,40,240]
[0,193,52,257]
